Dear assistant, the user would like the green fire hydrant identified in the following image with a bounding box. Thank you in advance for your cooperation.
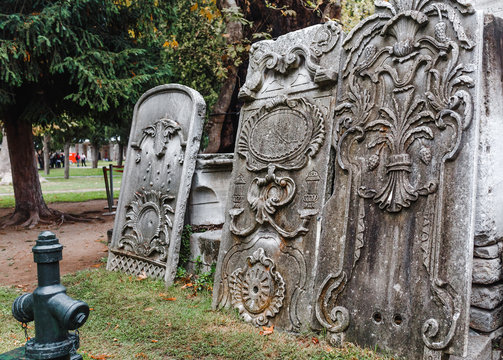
[2,231,89,360]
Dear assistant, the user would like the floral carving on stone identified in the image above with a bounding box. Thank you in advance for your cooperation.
[119,189,175,261]
[335,0,475,213]
[229,248,286,327]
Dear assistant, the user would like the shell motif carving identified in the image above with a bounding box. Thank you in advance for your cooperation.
[229,248,286,327]
[119,190,175,261]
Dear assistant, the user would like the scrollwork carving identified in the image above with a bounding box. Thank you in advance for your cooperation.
[319,0,476,354]
[229,165,317,239]
[239,21,342,101]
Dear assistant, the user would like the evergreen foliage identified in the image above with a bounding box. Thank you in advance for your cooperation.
[0,0,175,124]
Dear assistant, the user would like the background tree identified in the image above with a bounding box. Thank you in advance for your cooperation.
[0,0,175,227]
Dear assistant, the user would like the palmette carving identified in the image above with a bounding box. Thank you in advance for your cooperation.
[318,0,476,354]
[131,117,184,163]
[119,190,175,261]
[229,248,286,326]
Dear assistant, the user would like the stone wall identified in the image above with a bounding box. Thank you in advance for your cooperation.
[469,13,503,347]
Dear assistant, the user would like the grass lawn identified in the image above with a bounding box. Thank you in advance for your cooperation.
[0,269,392,360]
[0,161,123,208]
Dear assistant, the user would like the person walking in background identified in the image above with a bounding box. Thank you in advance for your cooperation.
[76,153,80,166]
[81,153,86,167]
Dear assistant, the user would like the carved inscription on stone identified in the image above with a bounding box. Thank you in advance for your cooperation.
[213,22,344,331]
[108,84,205,285]
[315,1,481,358]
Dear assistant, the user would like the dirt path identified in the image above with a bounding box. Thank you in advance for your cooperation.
[0,200,115,291]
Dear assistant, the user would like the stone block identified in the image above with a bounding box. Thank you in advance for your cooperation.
[473,258,503,285]
[473,14,503,248]
[188,230,221,273]
[188,154,233,226]
[450,335,492,360]
[472,284,503,309]
[107,84,205,285]
[474,243,501,259]
[470,305,503,333]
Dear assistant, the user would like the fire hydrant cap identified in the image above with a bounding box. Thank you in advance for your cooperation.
[33,231,63,263]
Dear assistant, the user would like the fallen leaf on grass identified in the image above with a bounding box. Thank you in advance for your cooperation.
[259,324,274,336]
[113,338,119,342]
[312,337,319,344]
[151,339,158,343]
[163,297,176,301]
[135,353,148,359]
[91,263,103,268]
[181,283,193,289]
[137,271,148,280]
[90,354,111,359]
[144,307,154,312]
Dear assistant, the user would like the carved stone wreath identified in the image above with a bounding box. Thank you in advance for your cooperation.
[229,248,286,327]
[238,96,325,172]
[119,190,175,261]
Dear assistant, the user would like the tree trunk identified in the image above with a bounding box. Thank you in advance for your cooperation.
[117,143,124,167]
[0,129,13,185]
[43,133,50,175]
[91,145,99,168]
[204,0,243,153]
[64,142,70,179]
[3,117,54,227]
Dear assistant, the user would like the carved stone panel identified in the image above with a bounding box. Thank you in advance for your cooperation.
[107,84,205,285]
[315,1,482,358]
[213,22,344,331]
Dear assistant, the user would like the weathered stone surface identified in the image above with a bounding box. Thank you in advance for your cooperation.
[450,334,492,360]
[473,0,503,18]
[473,14,503,248]
[188,154,233,226]
[188,230,221,273]
[315,1,482,358]
[471,284,503,309]
[213,21,344,331]
[473,258,503,285]
[470,305,503,333]
[474,244,501,259]
[107,84,205,285]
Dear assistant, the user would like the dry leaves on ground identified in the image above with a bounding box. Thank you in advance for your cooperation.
[259,324,274,336]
